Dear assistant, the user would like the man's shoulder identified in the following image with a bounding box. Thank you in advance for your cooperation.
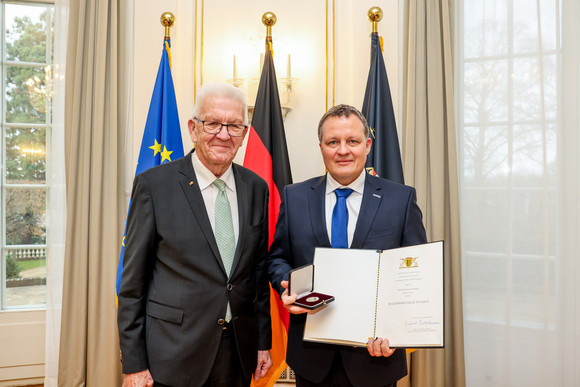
[366,173,416,194]
[284,175,325,194]
[232,163,267,186]
[136,154,187,179]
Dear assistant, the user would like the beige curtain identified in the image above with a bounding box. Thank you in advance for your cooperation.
[398,1,466,386]
[58,0,127,385]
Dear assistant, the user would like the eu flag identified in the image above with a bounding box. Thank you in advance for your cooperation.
[116,39,184,295]
[361,32,404,184]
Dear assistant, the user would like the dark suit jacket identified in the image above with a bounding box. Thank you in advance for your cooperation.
[117,150,272,387]
[268,173,427,387]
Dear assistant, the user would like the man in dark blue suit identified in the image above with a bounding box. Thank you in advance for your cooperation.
[268,104,427,387]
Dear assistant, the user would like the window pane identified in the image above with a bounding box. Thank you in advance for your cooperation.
[510,255,556,326]
[513,0,559,53]
[464,60,508,123]
[462,125,509,181]
[5,187,46,245]
[512,123,557,183]
[5,126,46,184]
[4,3,50,63]
[461,188,509,253]
[513,0,540,54]
[4,249,47,308]
[542,54,558,121]
[513,57,545,121]
[539,0,558,51]
[5,65,49,124]
[511,188,555,255]
[462,252,507,322]
[464,0,508,58]
[512,124,545,179]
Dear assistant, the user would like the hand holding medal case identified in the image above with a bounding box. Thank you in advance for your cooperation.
[289,264,335,310]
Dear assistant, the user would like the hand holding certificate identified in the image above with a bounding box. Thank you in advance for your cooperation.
[303,241,444,348]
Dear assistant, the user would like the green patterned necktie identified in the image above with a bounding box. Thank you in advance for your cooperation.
[213,178,235,321]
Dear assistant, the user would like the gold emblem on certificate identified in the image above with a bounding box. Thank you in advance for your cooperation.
[399,257,419,269]
[306,296,320,302]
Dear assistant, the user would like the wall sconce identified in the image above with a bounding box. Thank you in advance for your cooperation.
[280,53,297,119]
[229,53,297,121]
[230,55,244,88]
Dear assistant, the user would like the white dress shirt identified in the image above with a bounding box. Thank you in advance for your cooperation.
[324,170,366,247]
[191,152,240,244]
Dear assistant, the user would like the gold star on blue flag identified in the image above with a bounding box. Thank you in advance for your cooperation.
[116,38,184,295]
[149,139,162,155]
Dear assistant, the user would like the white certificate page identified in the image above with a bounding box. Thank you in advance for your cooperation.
[304,248,379,346]
[376,241,444,347]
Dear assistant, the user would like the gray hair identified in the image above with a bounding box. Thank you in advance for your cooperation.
[191,82,248,124]
[317,104,370,142]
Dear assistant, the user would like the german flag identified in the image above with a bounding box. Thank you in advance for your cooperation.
[244,37,292,387]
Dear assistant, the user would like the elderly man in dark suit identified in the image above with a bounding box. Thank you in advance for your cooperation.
[268,104,427,387]
[118,83,273,387]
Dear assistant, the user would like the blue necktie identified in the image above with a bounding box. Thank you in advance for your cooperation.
[331,188,354,248]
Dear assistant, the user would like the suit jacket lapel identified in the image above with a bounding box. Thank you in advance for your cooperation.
[177,150,225,273]
[351,175,383,249]
[308,175,331,247]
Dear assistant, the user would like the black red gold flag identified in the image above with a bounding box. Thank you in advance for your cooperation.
[243,39,292,387]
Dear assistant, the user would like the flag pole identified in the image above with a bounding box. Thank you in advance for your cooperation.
[161,12,175,39]
[368,6,383,33]
[368,7,384,59]
[262,11,277,42]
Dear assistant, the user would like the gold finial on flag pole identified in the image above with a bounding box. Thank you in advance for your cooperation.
[262,12,277,40]
[161,12,175,39]
[368,7,383,33]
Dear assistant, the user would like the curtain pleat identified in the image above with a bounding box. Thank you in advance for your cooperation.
[58,0,126,385]
[399,1,466,386]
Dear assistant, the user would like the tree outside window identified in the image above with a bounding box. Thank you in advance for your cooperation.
[2,2,54,309]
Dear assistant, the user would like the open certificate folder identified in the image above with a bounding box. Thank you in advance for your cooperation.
[304,241,444,348]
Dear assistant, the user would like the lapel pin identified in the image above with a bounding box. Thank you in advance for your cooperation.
[373,193,381,198]
[189,181,194,186]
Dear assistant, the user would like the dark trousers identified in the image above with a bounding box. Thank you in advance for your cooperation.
[154,324,249,387]
[295,351,397,387]
[203,325,250,387]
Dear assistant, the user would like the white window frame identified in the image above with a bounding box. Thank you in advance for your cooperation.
[0,1,54,385]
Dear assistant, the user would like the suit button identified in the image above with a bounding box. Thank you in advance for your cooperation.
[226,284,233,291]
[217,318,226,326]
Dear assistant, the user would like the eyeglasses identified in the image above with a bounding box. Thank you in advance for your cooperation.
[194,117,247,137]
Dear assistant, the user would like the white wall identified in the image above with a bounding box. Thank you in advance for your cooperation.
[130,0,402,185]
[0,311,45,386]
